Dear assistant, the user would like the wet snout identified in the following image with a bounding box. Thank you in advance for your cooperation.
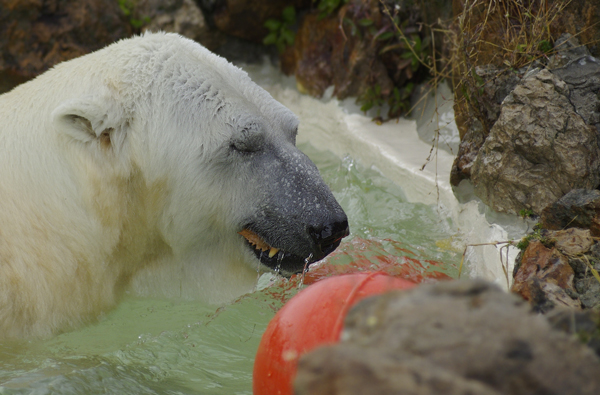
[238,142,350,275]
[307,212,349,261]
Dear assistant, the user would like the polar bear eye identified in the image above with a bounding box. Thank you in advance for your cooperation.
[230,132,264,154]
[230,138,262,154]
[230,140,252,153]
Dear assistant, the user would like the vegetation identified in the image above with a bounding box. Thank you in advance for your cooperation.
[316,0,348,19]
[451,0,573,135]
[263,6,297,53]
[515,224,552,251]
[118,0,150,29]
[518,208,535,219]
[350,1,441,121]
[261,0,443,122]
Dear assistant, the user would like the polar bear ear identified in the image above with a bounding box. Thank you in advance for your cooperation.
[52,95,129,150]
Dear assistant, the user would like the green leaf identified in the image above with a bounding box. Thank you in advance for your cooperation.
[282,6,296,24]
[360,101,374,112]
[411,57,419,71]
[130,18,144,28]
[376,31,394,41]
[538,39,552,53]
[263,32,278,45]
[358,18,373,27]
[411,35,422,52]
[264,19,281,31]
[119,3,131,16]
[281,29,295,46]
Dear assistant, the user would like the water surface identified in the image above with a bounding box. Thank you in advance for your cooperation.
[0,138,461,394]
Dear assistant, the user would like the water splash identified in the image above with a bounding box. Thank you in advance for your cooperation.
[255,251,264,287]
[298,253,314,288]
[274,251,285,274]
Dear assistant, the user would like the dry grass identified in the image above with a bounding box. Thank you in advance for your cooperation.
[448,0,598,138]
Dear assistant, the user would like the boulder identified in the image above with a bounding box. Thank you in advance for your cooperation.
[470,69,600,215]
[295,280,600,395]
[141,0,216,48]
[450,66,522,186]
[512,227,600,311]
[552,55,600,132]
[541,189,600,236]
[511,238,581,312]
[284,1,396,101]
[547,33,592,69]
[0,0,132,79]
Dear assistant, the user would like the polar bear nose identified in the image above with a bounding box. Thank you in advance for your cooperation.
[308,215,350,258]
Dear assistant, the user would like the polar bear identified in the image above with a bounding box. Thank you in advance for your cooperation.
[0,32,349,339]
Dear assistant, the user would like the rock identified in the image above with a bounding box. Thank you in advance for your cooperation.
[541,189,600,236]
[450,66,522,186]
[512,227,600,311]
[512,240,581,312]
[548,33,591,69]
[546,308,600,357]
[577,278,600,309]
[284,0,436,119]
[283,12,338,97]
[285,1,395,101]
[296,345,502,395]
[552,55,600,132]
[470,69,600,215]
[451,1,600,189]
[449,124,486,185]
[0,0,132,79]
[295,280,600,395]
[552,228,595,256]
[141,0,217,48]
[550,0,600,57]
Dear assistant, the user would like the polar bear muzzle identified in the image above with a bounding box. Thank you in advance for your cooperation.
[239,214,349,275]
[234,142,350,276]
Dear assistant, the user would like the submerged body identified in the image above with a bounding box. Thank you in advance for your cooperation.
[0,32,348,339]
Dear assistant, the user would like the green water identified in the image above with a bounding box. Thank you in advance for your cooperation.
[0,142,460,394]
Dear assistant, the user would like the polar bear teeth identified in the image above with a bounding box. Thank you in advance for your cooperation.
[238,229,280,258]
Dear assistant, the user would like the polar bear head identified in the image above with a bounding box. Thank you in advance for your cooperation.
[49,33,349,279]
[1,32,351,337]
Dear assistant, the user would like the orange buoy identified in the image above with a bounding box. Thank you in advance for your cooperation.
[253,272,416,395]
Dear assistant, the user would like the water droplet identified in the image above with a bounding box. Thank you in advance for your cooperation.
[298,253,313,288]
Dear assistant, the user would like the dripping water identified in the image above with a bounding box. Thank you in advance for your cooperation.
[275,251,285,274]
[256,250,264,287]
[299,253,313,288]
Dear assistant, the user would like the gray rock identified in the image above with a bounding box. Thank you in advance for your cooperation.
[578,279,600,309]
[471,69,600,215]
[450,66,522,186]
[295,280,600,395]
[541,189,600,233]
[548,33,591,69]
[552,55,600,132]
[141,0,215,46]
[296,346,502,395]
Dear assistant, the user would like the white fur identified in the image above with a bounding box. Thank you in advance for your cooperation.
[0,32,299,338]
